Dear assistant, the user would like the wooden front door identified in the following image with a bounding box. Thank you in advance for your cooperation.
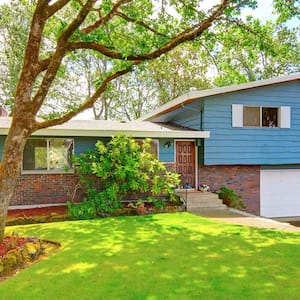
[176,141,196,188]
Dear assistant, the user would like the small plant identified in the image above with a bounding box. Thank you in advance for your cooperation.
[153,198,166,209]
[218,186,246,209]
[67,200,96,220]
[128,200,147,215]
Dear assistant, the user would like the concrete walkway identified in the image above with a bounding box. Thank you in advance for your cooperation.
[192,208,300,232]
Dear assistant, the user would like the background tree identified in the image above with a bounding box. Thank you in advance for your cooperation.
[0,0,33,112]
[210,18,300,86]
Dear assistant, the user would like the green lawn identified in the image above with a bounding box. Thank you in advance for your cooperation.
[1,213,300,300]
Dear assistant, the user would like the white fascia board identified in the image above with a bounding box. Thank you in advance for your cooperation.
[140,73,300,121]
[33,128,210,139]
[0,117,210,139]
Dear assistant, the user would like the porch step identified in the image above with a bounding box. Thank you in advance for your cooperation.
[176,191,227,211]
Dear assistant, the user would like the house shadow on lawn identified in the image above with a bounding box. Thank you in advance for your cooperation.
[1,213,300,299]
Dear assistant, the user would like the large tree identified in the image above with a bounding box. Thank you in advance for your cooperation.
[0,0,297,240]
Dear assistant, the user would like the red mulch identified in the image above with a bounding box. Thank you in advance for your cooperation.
[0,236,28,257]
[7,206,67,219]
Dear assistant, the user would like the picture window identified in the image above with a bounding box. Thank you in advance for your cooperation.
[23,138,74,172]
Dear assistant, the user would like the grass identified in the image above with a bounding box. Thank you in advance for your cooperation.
[1,212,300,300]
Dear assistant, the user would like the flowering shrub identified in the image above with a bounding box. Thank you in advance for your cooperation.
[68,135,180,219]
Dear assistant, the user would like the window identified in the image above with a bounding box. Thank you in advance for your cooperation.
[243,106,278,127]
[243,106,261,127]
[135,139,159,158]
[232,104,290,128]
[23,138,74,172]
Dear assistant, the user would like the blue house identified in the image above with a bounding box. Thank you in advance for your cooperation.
[0,73,299,217]
[140,73,300,217]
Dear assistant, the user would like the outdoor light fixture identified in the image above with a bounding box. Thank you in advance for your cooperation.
[164,140,173,148]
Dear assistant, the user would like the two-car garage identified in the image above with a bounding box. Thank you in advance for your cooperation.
[260,169,300,217]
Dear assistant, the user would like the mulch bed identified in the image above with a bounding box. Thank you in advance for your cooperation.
[7,206,67,219]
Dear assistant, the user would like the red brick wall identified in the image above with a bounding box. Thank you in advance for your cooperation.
[11,173,82,206]
[198,165,260,215]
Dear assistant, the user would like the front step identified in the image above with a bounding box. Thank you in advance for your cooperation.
[176,190,227,211]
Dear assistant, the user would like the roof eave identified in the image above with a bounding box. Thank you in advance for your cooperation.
[0,127,210,139]
[140,73,300,121]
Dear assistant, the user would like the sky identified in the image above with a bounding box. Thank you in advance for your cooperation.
[0,0,289,22]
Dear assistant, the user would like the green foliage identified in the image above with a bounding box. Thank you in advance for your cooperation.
[153,198,166,209]
[67,200,96,220]
[218,186,246,209]
[68,135,180,219]
[211,18,300,87]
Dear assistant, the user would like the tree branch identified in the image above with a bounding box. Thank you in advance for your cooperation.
[59,0,97,42]
[115,11,169,37]
[81,0,134,34]
[35,61,140,129]
[47,0,70,18]
[30,0,97,114]
[68,0,232,61]
[35,57,52,74]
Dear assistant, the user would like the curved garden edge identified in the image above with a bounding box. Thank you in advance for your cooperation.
[0,236,61,281]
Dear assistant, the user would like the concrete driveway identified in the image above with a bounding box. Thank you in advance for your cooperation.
[192,208,300,232]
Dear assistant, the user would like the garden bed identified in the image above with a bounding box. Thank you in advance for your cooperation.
[0,235,60,281]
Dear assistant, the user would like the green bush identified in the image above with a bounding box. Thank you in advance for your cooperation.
[218,186,246,209]
[68,135,180,219]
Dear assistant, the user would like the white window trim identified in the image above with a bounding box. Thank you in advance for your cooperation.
[279,106,291,128]
[232,104,291,129]
[22,138,75,174]
[232,104,243,127]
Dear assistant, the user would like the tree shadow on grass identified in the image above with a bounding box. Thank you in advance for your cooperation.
[2,212,300,299]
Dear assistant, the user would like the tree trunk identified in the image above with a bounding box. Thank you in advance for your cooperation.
[0,118,32,241]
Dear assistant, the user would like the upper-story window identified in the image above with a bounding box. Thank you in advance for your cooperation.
[243,106,278,127]
[232,104,291,128]
[23,138,74,173]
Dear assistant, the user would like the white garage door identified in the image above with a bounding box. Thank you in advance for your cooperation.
[260,169,300,217]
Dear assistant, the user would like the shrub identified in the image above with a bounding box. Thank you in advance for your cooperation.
[218,186,246,209]
[68,135,180,219]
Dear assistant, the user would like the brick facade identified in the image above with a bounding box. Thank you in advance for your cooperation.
[11,173,82,206]
[198,165,260,215]
[10,164,260,216]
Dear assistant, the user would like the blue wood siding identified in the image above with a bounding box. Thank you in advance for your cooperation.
[159,138,175,162]
[203,81,300,165]
[174,111,201,130]
[168,103,203,130]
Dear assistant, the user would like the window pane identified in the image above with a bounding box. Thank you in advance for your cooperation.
[262,107,278,127]
[49,139,73,170]
[243,106,260,127]
[149,140,159,158]
[23,139,47,170]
